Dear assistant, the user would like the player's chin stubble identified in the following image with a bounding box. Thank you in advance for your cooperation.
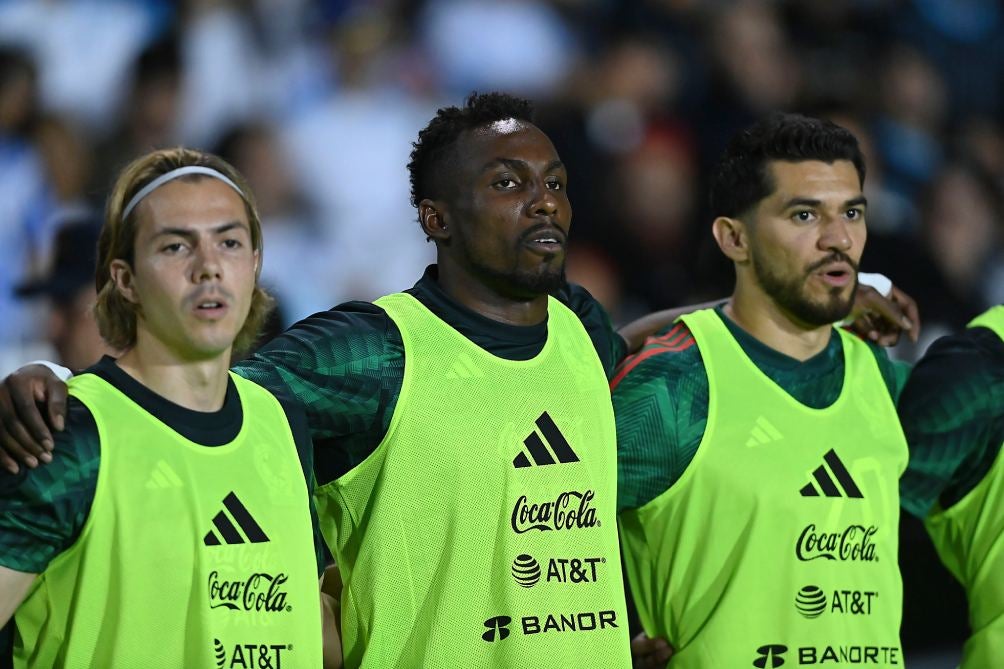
[755,261,857,327]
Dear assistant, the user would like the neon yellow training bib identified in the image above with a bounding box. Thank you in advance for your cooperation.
[14,372,322,669]
[925,305,1004,668]
[315,292,630,668]
[619,309,907,667]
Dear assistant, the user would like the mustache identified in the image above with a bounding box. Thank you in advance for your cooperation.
[185,286,234,306]
[805,252,859,275]
[518,222,567,244]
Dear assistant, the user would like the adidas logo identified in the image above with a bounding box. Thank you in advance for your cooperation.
[513,412,580,468]
[146,459,183,489]
[800,449,864,498]
[746,416,783,447]
[203,492,270,546]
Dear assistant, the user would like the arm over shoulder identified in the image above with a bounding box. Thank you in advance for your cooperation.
[233,302,405,445]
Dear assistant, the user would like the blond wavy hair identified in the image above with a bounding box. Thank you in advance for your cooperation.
[95,147,273,356]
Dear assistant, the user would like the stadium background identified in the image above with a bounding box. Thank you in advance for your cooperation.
[1,0,1001,665]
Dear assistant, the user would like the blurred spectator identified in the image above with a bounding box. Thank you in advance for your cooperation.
[0,0,161,134]
[90,31,183,197]
[871,44,948,201]
[418,0,577,97]
[13,215,112,370]
[215,121,337,324]
[868,158,1004,352]
[0,45,56,343]
[281,8,436,302]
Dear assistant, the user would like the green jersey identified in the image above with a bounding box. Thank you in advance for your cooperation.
[618,309,907,666]
[0,268,623,573]
[9,367,322,667]
[319,293,629,667]
[612,305,909,513]
[910,306,1004,667]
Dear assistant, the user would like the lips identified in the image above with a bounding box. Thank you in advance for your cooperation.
[192,294,230,319]
[522,226,567,254]
[814,263,855,287]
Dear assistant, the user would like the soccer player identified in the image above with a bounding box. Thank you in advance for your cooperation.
[0,148,331,667]
[2,94,644,667]
[612,114,911,667]
[0,96,917,668]
[899,304,1004,667]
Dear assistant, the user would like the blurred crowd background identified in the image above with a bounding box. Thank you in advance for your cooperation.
[0,0,1000,664]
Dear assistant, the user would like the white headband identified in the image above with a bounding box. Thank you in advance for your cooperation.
[122,166,243,221]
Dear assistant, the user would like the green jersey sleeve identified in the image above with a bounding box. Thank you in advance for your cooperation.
[612,322,707,512]
[0,398,99,573]
[234,301,405,485]
[899,327,1004,518]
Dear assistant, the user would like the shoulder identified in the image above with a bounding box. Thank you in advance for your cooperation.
[556,282,626,376]
[555,283,603,317]
[610,321,704,393]
[555,282,612,333]
[267,300,398,348]
[855,337,912,401]
[901,326,1004,414]
[0,396,100,573]
[1,398,99,488]
[240,300,403,371]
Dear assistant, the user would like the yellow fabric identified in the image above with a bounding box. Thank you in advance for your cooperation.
[619,309,907,667]
[316,292,630,668]
[14,373,322,668]
[925,305,1004,668]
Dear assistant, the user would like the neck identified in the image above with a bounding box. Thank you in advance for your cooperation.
[116,335,232,412]
[435,258,550,326]
[725,278,833,362]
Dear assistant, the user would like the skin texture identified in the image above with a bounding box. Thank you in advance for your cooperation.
[0,177,260,629]
[420,120,570,326]
[111,178,258,411]
[713,159,868,361]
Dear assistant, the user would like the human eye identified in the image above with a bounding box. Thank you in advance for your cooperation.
[161,241,185,254]
[792,210,816,223]
[545,177,564,191]
[222,238,243,249]
[845,207,865,221]
[493,175,519,190]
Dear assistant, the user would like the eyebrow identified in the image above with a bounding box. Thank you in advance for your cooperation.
[152,221,249,239]
[781,195,868,209]
[481,158,565,174]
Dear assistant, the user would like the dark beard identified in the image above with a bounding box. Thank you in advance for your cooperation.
[470,256,568,299]
[754,256,858,326]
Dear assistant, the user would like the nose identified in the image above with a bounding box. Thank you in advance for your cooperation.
[818,215,852,253]
[192,241,223,283]
[529,181,559,218]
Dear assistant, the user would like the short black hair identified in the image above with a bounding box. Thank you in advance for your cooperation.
[408,91,534,209]
[709,113,866,219]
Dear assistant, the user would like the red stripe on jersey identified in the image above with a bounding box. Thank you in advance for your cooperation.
[610,326,695,390]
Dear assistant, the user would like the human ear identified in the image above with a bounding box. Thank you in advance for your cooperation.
[109,259,139,304]
[419,199,451,242]
[712,216,750,264]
